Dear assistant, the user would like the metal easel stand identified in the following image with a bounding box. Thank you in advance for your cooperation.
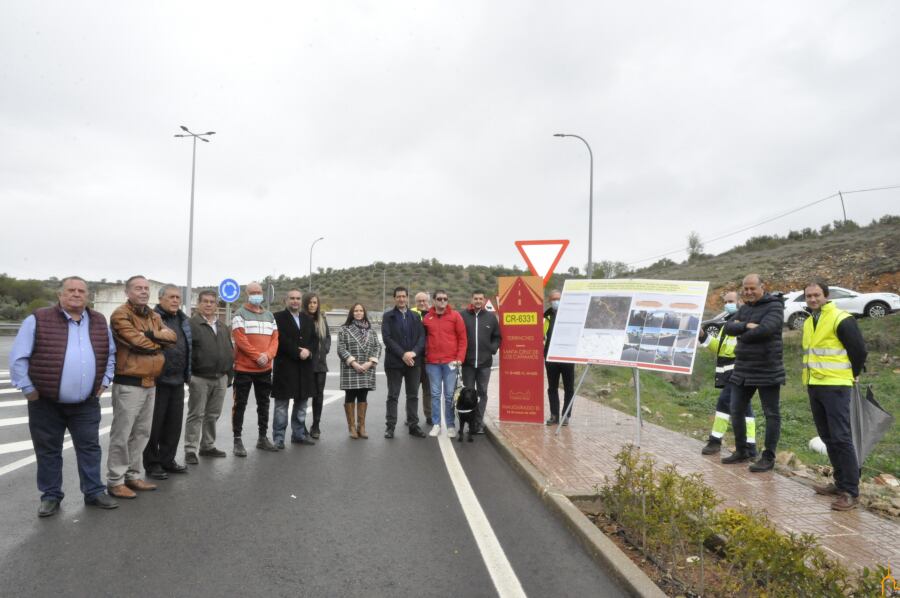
[555,364,643,448]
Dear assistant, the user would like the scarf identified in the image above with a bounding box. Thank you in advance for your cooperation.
[348,318,371,345]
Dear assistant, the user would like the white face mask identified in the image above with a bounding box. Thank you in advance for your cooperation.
[724,303,738,314]
[248,294,264,306]
[550,300,560,310]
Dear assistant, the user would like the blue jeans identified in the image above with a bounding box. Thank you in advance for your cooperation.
[426,363,458,428]
[28,396,105,501]
[272,398,308,443]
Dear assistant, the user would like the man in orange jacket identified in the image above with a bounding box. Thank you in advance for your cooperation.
[231,282,279,456]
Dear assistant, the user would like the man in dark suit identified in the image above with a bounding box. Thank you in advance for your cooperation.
[271,289,316,449]
[381,287,427,438]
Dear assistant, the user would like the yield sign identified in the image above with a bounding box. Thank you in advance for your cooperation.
[514,239,570,286]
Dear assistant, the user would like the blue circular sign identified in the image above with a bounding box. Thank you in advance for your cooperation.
[218,278,240,303]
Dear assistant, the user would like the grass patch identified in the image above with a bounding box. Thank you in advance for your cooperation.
[581,314,900,477]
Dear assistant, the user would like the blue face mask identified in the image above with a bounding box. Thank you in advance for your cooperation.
[248,294,264,306]
[724,303,738,315]
[550,300,560,310]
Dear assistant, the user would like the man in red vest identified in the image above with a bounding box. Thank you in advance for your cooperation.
[10,276,119,517]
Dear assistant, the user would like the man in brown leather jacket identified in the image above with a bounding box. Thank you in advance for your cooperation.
[106,275,176,499]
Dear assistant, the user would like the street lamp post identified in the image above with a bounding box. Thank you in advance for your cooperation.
[174,126,215,311]
[309,236,325,291]
[554,133,594,278]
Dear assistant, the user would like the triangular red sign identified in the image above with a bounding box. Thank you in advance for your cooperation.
[514,240,570,286]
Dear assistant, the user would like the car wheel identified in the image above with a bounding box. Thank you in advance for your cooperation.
[865,301,889,318]
[788,312,808,330]
[705,325,720,338]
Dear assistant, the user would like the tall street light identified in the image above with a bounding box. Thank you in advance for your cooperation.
[554,133,594,278]
[175,125,215,311]
[309,236,325,291]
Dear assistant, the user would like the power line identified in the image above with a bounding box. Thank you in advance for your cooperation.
[626,185,900,267]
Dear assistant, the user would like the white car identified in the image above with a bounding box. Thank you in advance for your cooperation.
[782,287,900,330]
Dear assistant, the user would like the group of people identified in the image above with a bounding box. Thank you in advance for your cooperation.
[12,271,865,517]
[10,276,505,517]
[696,273,868,511]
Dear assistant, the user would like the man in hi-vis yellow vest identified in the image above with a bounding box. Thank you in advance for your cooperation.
[803,280,868,511]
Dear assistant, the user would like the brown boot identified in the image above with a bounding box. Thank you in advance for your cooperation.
[357,402,368,439]
[345,403,358,439]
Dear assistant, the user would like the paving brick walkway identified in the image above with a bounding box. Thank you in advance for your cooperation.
[483,381,899,572]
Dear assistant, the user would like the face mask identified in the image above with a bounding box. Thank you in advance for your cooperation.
[724,303,738,314]
[248,294,264,306]
[550,300,560,310]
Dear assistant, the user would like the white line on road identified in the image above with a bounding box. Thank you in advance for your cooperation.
[0,391,346,475]
[0,388,23,395]
[1,391,112,408]
[438,434,527,598]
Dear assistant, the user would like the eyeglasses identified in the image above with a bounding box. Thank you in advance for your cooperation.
[435,297,449,302]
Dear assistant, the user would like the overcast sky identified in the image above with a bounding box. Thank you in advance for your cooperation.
[2,1,898,287]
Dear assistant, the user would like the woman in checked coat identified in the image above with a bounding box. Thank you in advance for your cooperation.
[337,303,382,439]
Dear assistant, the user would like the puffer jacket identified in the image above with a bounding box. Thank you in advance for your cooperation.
[422,306,467,364]
[723,293,785,386]
[154,305,192,385]
[110,302,177,387]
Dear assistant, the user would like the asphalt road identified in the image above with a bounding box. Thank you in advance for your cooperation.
[0,335,625,597]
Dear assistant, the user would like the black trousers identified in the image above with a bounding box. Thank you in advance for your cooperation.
[420,366,432,423]
[144,382,185,469]
[730,384,781,457]
[462,365,492,424]
[232,371,272,438]
[546,361,575,418]
[311,371,327,426]
[385,365,421,428]
[809,385,859,497]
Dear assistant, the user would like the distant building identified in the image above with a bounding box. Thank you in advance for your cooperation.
[92,280,198,322]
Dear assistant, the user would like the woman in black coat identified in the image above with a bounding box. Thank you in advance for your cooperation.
[304,292,331,439]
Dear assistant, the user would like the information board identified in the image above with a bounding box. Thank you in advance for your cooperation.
[498,276,545,423]
[546,278,709,374]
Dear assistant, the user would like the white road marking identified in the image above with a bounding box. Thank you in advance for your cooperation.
[1,391,112,408]
[0,390,346,476]
[0,388,23,395]
[0,407,114,427]
[437,435,527,597]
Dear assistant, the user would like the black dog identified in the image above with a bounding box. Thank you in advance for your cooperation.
[455,387,480,443]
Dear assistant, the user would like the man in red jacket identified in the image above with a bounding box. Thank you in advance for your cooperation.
[422,289,467,438]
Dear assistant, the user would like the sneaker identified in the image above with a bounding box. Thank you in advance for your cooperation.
[561,417,570,427]
[185,452,199,464]
[747,445,759,459]
[199,447,227,458]
[701,439,722,455]
[474,424,486,435]
[310,424,321,439]
[447,427,457,438]
[545,416,559,426]
[813,482,841,496]
[274,440,285,450]
[234,439,247,458]
[748,453,775,472]
[384,427,395,439]
[256,436,278,451]
[429,425,440,437]
[831,492,859,511]
[720,451,751,464]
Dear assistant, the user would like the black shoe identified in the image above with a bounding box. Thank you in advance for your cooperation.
[84,493,119,510]
[199,447,227,458]
[291,437,316,446]
[409,425,426,438]
[38,499,60,518]
[148,466,169,480]
[701,439,722,455]
[545,416,559,426]
[749,453,775,472]
[721,451,751,464]
[385,427,395,439]
[748,446,759,459]
[310,424,321,439]
[474,424,486,435]
[274,440,285,450]
[163,462,188,474]
[185,452,199,464]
